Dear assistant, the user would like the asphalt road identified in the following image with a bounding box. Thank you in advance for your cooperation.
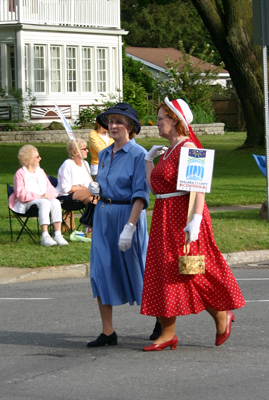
[0,267,268,400]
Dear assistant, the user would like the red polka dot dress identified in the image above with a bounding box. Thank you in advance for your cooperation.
[141,140,245,318]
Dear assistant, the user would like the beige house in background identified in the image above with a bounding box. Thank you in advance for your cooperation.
[125,47,230,88]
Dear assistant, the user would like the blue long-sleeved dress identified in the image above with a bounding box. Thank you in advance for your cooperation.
[90,139,150,306]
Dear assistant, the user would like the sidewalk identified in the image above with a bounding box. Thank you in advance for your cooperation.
[1,204,268,285]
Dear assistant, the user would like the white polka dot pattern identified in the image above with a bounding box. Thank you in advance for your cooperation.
[141,140,246,317]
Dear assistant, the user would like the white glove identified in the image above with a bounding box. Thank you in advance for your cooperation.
[118,223,136,252]
[145,145,168,162]
[183,214,202,243]
[89,181,100,195]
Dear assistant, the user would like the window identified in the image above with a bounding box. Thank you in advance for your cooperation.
[8,45,15,88]
[82,47,92,92]
[66,46,77,92]
[50,46,61,92]
[34,45,45,92]
[97,48,106,92]
[24,45,28,91]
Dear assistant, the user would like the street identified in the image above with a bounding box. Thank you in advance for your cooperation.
[0,267,268,400]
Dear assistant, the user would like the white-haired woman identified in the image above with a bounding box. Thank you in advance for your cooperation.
[56,138,94,205]
[9,145,68,247]
[141,97,245,351]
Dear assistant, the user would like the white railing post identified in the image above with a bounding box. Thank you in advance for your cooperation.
[17,0,22,23]
[71,0,74,26]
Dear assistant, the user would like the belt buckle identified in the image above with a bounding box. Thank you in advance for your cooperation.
[106,198,112,205]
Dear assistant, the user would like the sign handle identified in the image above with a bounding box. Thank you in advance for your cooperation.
[185,191,196,253]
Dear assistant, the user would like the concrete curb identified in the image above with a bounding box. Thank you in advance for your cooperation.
[1,249,269,285]
[223,249,269,266]
[0,263,89,285]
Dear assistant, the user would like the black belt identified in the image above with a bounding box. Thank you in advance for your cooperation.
[100,196,131,205]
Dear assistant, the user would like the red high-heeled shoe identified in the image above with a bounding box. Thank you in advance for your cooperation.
[215,310,236,346]
[143,335,178,351]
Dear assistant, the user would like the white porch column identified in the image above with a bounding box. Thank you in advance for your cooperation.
[17,0,23,23]
[28,43,34,93]
[118,36,123,97]
[1,43,8,88]
[16,29,23,92]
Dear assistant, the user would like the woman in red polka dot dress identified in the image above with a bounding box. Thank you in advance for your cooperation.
[141,97,245,351]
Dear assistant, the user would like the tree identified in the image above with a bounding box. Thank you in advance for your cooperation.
[155,41,224,116]
[122,46,155,93]
[123,74,147,119]
[121,0,221,64]
[190,0,264,147]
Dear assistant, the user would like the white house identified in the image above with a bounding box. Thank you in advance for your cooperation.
[0,0,126,123]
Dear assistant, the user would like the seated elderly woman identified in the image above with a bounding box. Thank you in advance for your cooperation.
[56,138,94,205]
[9,145,68,247]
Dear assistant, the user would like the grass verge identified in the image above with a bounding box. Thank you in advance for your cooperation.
[0,132,268,268]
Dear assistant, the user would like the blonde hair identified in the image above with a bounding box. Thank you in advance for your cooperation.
[157,103,189,137]
[108,114,136,139]
[67,138,87,159]
[18,145,38,167]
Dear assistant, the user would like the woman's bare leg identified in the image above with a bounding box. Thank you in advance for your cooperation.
[72,188,94,205]
[153,316,176,344]
[206,307,227,334]
[97,297,114,336]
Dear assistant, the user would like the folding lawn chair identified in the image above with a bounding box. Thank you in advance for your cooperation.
[7,183,40,243]
[48,175,85,233]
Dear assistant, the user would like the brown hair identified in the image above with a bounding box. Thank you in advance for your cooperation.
[157,102,189,137]
[108,114,136,139]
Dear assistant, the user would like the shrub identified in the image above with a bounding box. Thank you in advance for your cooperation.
[140,114,157,126]
[192,106,216,124]
[75,93,120,127]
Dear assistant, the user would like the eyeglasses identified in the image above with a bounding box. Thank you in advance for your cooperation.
[32,155,41,159]
[80,148,88,151]
[157,116,171,122]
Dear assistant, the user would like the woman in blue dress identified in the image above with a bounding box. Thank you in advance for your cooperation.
[87,103,150,347]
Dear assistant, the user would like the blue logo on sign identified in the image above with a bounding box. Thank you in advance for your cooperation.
[186,149,206,181]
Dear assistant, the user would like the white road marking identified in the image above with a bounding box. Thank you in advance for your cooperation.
[245,300,269,302]
[0,298,53,300]
[236,278,269,280]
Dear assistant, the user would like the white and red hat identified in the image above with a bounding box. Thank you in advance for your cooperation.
[164,96,203,148]
[164,97,193,131]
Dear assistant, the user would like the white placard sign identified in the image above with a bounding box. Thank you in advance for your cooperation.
[177,147,215,193]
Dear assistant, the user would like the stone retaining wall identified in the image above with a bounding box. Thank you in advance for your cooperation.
[0,123,225,143]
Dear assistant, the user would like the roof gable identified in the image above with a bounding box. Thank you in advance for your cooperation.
[125,47,228,75]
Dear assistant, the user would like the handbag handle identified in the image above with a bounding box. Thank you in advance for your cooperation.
[183,240,200,256]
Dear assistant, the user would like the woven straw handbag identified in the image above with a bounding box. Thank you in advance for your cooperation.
[178,191,205,275]
[178,243,205,275]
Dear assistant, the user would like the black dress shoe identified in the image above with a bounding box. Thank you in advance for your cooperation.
[149,321,162,340]
[87,331,118,347]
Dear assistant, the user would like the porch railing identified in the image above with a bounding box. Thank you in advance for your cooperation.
[0,0,120,28]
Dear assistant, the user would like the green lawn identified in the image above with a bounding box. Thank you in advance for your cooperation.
[0,132,268,268]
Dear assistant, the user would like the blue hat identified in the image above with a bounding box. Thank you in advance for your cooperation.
[96,102,141,134]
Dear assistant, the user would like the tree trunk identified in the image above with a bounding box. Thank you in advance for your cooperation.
[191,0,264,147]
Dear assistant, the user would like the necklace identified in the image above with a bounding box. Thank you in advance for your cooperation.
[163,136,187,160]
